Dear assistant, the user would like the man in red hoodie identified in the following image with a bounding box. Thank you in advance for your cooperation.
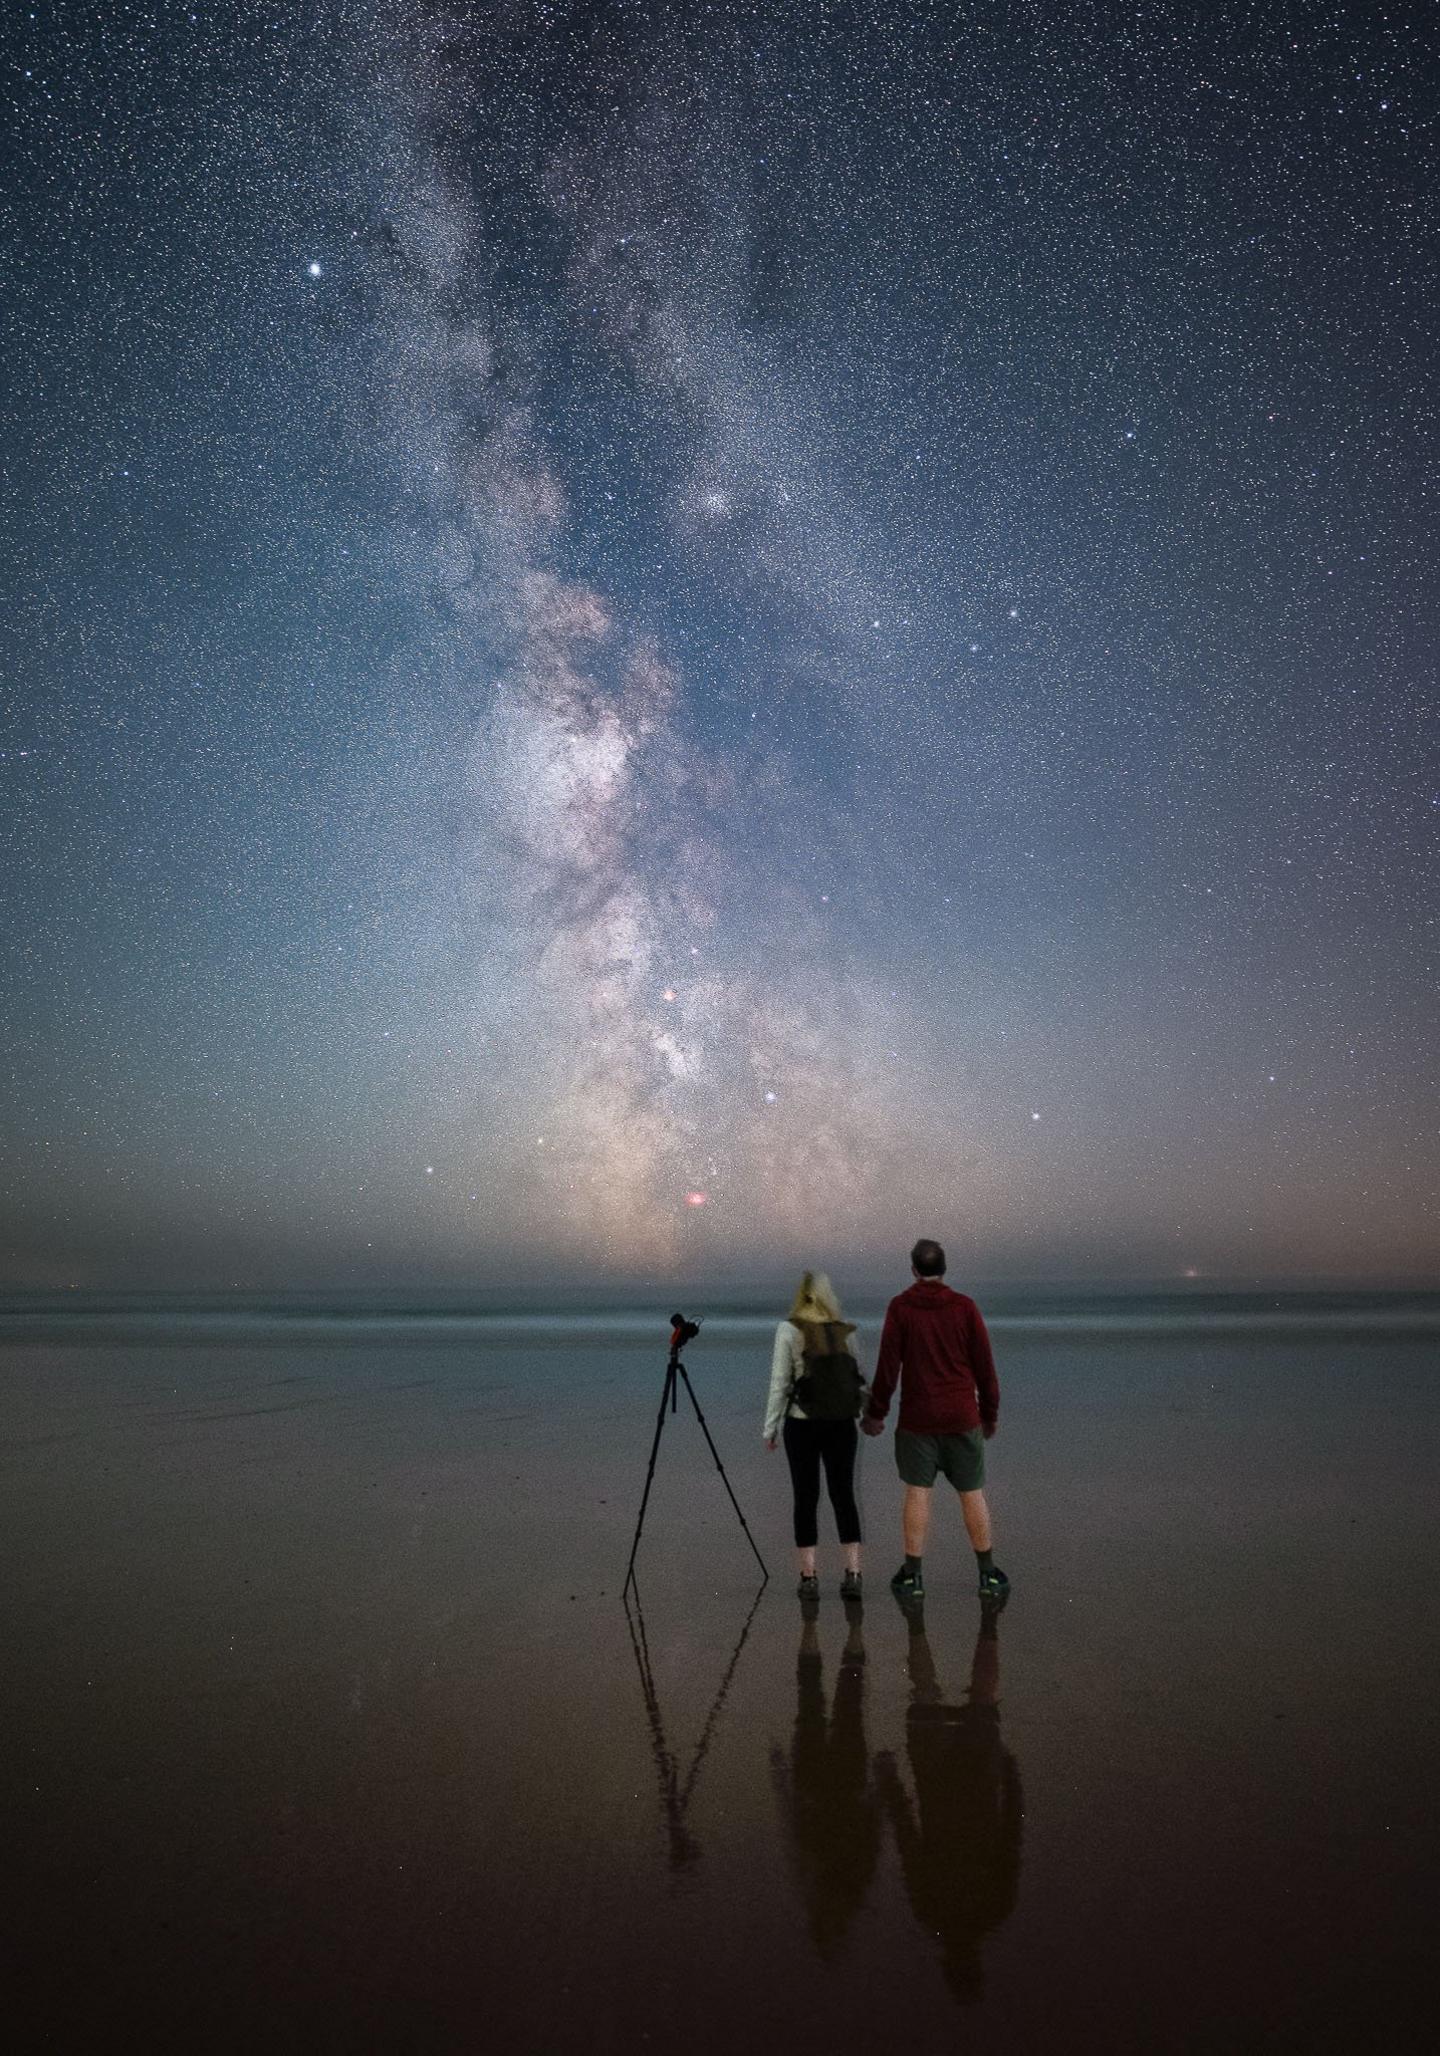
[862,1239,1010,1603]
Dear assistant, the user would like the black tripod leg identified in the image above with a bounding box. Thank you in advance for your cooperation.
[677,1362,769,1583]
[624,1358,677,1593]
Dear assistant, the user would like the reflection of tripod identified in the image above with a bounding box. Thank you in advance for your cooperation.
[622,1577,766,1869]
[623,1314,769,1595]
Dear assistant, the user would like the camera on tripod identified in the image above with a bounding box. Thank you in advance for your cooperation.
[624,1309,768,1595]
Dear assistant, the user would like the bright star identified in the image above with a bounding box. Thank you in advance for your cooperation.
[307,261,323,278]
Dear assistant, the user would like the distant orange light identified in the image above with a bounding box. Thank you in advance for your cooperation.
[684,1191,709,1208]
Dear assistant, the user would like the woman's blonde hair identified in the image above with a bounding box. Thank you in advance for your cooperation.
[788,1269,843,1323]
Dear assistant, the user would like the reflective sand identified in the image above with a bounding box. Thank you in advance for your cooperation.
[3,1303,1435,2050]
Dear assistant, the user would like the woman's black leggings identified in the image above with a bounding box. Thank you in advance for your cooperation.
[783,1417,862,1547]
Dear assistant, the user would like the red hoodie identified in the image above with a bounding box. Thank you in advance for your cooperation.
[867,1279,1000,1436]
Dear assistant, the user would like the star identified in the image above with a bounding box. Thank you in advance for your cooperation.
[307,261,323,278]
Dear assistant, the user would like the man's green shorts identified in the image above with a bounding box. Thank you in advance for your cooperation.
[895,1428,986,1491]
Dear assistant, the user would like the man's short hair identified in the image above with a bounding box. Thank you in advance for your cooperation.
[910,1238,946,1276]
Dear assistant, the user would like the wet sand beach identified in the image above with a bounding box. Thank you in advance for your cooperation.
[3,1295,1436,2052]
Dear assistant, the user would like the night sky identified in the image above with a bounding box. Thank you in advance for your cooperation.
[3,0,1437,1289]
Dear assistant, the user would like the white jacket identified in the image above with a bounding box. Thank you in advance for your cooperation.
[763,1319,866,1441]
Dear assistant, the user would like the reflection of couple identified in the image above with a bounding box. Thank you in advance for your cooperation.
[770,1600,1023,2002]
[767,1597,875,1957]
[763,1240,1010,1606]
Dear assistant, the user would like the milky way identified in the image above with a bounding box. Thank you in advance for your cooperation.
[2,1,1437,1285]
[375,119,908,1269]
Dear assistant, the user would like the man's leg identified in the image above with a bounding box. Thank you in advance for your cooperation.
[958,1487,991,1552]
[959,1481,1010,1598]
[903,1484,933,1556]
[892,1436,936,1593]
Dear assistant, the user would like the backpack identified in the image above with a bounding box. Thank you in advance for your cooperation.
[791,1319,865,1421]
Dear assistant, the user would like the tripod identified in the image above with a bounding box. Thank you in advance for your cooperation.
[623,1315,769,1595]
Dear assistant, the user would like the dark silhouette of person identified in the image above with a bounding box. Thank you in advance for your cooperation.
[769,1600,882,1956]
[874,1601,1023,2002]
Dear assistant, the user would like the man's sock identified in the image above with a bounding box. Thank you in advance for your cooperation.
[975,1548,994,1575]
[904,1554,922,1575]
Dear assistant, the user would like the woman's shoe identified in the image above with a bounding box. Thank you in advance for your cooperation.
[840,1570,863,1599]
[796,1574,820,1600]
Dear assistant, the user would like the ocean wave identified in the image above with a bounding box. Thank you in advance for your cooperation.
[2,1290,1438,1345]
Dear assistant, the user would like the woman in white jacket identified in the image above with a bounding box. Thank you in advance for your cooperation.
[764,1271,865,1601]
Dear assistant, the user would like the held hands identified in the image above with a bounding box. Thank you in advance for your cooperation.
[856,1416,989,1438]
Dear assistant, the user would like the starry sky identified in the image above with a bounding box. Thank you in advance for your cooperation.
[3,0,1437,1290]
